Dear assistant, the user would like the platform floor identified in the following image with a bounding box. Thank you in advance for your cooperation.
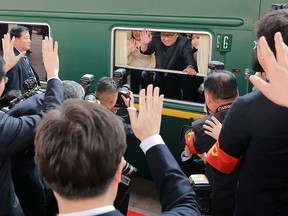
[129,177,161,215]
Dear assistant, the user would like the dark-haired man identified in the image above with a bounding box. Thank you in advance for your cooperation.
[4,25,40,95]
[8,80,85,216]
[0,35,64,215]
[95,76,137,215]
[35,85,201,215]
[206,9,288,215]
[181,70,239,215]
[140,30,198,100]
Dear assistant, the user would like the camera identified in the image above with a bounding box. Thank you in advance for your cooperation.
[113,68,130,108]
[9,77,40,108]
[197,61,225,98]
[80,74,95,96]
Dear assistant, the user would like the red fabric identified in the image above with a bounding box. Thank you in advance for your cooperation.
[127,209,147,216]
[185,131,200,154]
[206,140,241,174]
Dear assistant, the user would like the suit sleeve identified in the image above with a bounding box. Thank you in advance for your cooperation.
[145,144,201,215]
[8,93,44,117]
[0,78,63,157]
[206,97,250,174]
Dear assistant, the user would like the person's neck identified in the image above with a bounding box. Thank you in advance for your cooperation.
[208,99,234,115]
[56,185,117,213]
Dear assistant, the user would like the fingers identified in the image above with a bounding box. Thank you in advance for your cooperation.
[257,36,277,75]
[274,32,288,68]
[249,75,270,93]
[127,106,138,128]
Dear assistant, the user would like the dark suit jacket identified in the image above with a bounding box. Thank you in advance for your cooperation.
[4,48,40,95]
[146,144,200,215]
[0,78,63,216]
[52,144,200,216]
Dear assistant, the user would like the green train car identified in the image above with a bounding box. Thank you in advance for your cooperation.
[0,0,284,178]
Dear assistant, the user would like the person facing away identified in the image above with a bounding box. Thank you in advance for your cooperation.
[206,9,288,216]
[182,70,239,216]
[139,29,197,100]
[95,76,137,215]
[8,80,85,216]
[4,25,40,95]
[249,32,288,108]
[0,35,64,216]
[34,84,201,216]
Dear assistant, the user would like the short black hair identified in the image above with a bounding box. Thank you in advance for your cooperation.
[255,9,288,55]
[204,70,238,101]
[10,26,30,38]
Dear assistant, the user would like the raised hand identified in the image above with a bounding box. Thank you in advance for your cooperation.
[249,32,288,108]
[2,34,26,72]
[140,29,152,45]
[127,84,164,141]
[128,38,137,56]
[42,36,59,79]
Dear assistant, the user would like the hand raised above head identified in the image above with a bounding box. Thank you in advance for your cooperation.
[140,29,152,45]
[2,34,26,72]
[127,84,164,141]
[42,36,59,79]
[249,32,288,108]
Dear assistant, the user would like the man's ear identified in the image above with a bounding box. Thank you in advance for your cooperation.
[114,157,124,183]
[204,91,211,103]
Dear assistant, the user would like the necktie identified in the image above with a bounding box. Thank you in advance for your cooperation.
[23,56,35,77]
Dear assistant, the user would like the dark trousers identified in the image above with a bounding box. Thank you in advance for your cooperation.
[12,149,46,216]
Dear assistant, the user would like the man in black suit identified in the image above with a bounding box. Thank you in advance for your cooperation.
[3,25,40,95]
[8,80,85,216]
[181,70,239,216]
[0,35,64,215]
[35,85,201,215]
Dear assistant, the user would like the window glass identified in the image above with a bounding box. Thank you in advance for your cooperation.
[0,23,49,82]
[113,28,212,103]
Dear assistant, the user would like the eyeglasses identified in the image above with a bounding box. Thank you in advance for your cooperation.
[253,40,259,48]
[160,33,176,38]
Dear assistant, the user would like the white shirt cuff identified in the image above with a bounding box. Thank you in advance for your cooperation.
[140,134,165,154]
[181,151,192,161]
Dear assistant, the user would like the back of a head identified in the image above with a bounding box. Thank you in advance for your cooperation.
[35,99,126,199]
[63,80,85,100]
[255,9,288,54]
[95,77,118,103]
[204,70,238,101]
[10,25,29,38]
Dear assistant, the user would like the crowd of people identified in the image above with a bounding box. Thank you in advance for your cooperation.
[0,8,288,216]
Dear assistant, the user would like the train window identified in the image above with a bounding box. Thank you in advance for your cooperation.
[113,28,212,103]
[0,23,49,82]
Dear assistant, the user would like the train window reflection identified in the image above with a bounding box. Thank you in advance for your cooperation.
[113,28,211,103]
[0,23,49,82]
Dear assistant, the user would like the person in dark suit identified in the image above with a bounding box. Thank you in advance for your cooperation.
[35,85,201,215]
[3,25,40,95]
[181,70,239,216]
[140,30,197,100]
[8,80,85,216]
[0,35,64,216]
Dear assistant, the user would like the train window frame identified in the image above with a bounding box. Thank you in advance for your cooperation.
[111,27,212,105]
[0,22,50,85]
